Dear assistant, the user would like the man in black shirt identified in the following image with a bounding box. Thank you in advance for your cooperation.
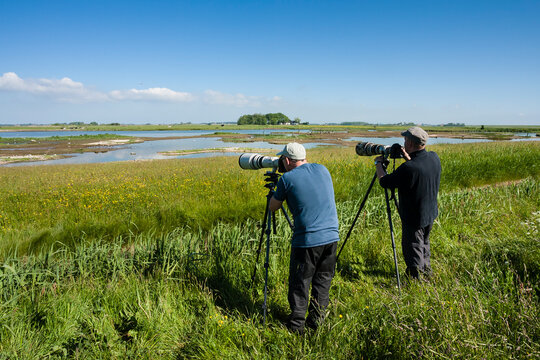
[375,127,441,279]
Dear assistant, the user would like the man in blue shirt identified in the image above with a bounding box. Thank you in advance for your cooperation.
[269,142,340,333]
[375,127,441,280]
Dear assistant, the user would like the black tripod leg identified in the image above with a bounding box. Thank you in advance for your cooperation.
[280,206,294,230]
[262,202,272,326]
[272,209,277,234]
[392,190,399,210]
[250,194,270,289]
[384,188,402,294]
[336,172,378,262]
[251,173,280,325]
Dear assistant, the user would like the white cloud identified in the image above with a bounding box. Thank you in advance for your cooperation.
[0,72,194,103]
[0,72,108,102]
[0,72,26,90]
[0,72,279,107]
[109,87,195,102]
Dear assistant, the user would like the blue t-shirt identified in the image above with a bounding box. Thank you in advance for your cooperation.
[273,163,340,248]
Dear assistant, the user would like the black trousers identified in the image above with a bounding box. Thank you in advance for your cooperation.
[287,241,337,331]
[401,223,433,279]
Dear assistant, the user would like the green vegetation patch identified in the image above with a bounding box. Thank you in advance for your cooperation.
[0,140,538,358]
[0,133,133,145]
[160,147,275,156]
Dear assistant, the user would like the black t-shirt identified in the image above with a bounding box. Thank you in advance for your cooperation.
[379,149,441,228]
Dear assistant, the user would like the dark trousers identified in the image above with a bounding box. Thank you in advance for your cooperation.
[287,241,337,331]
[402,223,433,279]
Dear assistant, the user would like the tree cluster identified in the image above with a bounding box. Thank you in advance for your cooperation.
[237,113,299,125]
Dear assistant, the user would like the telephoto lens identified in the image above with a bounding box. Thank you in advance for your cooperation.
[355,142,389,157]
[355,142,403,159]
[238,153,280,170]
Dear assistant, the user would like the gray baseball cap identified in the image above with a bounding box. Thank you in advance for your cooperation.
[276,142,306,160]
[401,126,429,145]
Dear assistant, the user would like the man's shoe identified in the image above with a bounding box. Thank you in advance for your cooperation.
[286,320,305,335]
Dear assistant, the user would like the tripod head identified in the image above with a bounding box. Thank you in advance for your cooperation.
[264,168,281,192]
[378,150,403,173]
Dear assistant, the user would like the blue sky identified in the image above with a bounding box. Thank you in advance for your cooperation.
[1,0,539,125]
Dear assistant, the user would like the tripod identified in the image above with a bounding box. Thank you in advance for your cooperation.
[250,169,293,326]
[336,161,402,294]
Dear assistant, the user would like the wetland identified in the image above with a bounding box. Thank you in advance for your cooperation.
[1,124,538,166]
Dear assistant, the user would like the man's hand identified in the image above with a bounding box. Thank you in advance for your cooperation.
[374,156,389,168]
[401,147,411,161]
[269,196,283,212]
[374,155,385,164]
[375,156,389,179]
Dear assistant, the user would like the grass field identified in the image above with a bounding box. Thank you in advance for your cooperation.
[0,141,539,358]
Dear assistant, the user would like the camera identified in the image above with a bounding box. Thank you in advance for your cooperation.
[356,142,403,159]
[239,153,280,170]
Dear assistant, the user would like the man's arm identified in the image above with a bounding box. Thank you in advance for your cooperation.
[374,156,387,179]
[269,196,283,212]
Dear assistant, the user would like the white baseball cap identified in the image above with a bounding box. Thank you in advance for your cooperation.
[276,142,306,160]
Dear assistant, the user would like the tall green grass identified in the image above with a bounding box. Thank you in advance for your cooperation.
[1,141,538,256]
[0,141,539,358]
